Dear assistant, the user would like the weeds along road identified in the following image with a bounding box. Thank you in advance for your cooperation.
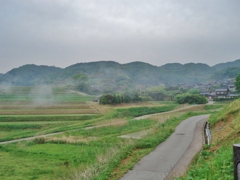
[120,114,209,180]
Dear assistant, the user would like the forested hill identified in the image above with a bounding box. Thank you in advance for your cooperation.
[212,59,240,70]
[0,59,240,92]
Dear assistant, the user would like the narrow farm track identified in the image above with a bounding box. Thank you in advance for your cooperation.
[134,105,204,120]
[0,132,64,145]
[120,115,209,180]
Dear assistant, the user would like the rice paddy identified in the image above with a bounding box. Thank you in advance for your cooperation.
[0,86,214,180]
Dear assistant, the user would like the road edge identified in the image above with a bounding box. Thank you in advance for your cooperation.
[166,115,209,179]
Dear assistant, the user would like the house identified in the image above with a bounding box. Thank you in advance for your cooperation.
[201,88,239,100]
[215,88,229,98]
[228,84,236,92]
[93,95,102,102]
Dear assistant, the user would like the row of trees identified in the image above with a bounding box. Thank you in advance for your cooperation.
[175,93,208,104]
[99,87,209,105]
[99,94,142,105]
[142,86,183,101]
[98,86,181,105]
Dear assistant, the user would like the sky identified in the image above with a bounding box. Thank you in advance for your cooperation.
[1,0,240,73]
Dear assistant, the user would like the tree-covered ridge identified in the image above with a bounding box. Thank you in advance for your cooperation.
[2,65,62,85]
[1,59,240,93]
[212,58,240,70]
[158,62,213,85]
[211,67,240,80]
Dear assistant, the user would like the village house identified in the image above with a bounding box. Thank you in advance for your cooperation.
[201,88,239,100]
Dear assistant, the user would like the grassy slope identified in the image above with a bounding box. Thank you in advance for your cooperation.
[178,99,240,180]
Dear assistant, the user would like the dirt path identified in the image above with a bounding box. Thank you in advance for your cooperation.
[0,132,64,145]
[134,105,203,120]
[69,90,88,96]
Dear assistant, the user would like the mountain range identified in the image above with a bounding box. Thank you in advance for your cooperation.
[1,59,240,93]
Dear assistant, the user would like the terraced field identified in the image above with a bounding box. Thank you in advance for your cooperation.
[0,86,219,180]
[0,86,99,142]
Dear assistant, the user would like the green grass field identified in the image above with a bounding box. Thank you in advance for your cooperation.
[0,86,217,180]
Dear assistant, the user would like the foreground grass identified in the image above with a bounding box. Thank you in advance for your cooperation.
[177,142,233,180]
[0,119,154,180]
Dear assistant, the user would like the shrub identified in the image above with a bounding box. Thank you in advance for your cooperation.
[99,93,142,105]
[33,136,46,144]
[175,93,208,104]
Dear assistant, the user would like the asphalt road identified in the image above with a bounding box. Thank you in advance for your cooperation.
[120,114,209,180]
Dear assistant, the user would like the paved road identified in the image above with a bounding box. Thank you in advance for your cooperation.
[120,114,209,180]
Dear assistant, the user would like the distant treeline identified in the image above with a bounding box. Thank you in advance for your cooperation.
[99,86,182,105]
[99,87,208,105]
[99,94,142,105]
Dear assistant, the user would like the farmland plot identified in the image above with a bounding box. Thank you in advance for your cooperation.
[0,87,98,142]
[0,86,215,180]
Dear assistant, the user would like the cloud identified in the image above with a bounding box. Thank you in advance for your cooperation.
[0,0,240,73]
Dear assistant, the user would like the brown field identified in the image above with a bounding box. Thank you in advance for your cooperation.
[0,103,98,115]
[0,104,91,109]
[0,109,98,115]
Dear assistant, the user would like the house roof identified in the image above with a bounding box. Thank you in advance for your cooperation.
[227,94,239,97]
[215,88,229,92]
[210,92,216,96]
[200,93,209,95]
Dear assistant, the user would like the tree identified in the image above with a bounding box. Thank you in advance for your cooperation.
[235,73,240,93]
[71,73,90,93]
[132,93,142,102]
[71,73,88,82]
[175,93,208,104]
[187,88,199,94]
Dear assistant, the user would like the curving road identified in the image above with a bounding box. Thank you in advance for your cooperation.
[120,114,209,180]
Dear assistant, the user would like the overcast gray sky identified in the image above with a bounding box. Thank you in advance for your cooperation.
[1,0,240,73]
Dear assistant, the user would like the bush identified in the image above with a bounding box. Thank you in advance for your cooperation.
[33,136,46,144]
[175,93,208,104]
[99,93,142,105]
